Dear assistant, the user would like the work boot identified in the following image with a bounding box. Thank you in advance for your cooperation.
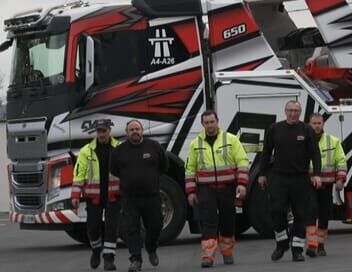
[317,244,327,256]
[90,247,102,269]
[271,246,289,261]
[292,251,305,262]
[201,258,214,268]
[128,260,142,272]
[223,255,234,265]
[148,252,159,266]
[103,254,116,271]
[305,246,317,258]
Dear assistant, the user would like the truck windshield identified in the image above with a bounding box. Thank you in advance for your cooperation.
[9,32,67,87]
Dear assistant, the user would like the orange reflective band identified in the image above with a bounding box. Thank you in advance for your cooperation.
[218,235,234,256]
[201,238,217,259]
[307,241,319,247]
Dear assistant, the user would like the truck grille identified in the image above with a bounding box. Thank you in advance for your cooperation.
[12,172,43,186]
[15,195,42,209]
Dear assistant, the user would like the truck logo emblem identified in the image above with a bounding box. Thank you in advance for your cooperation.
[81,120,99,134]
[149,29,175,65]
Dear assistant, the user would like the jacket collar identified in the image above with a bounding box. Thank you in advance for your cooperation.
[199,128,223,140]
[88,137,118,150]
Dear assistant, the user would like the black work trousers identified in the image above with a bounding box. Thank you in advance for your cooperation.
[121,193,163,262]
[197,184,236,239]
[307,184,333,229]
[86,199,120,254]
[268,172,310,252]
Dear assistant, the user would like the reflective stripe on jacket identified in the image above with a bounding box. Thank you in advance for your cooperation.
[185,129,249,194]
[71,137,120,203]
[310,133,347,183]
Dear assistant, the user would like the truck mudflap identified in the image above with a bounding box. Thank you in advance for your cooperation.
[9,209,83,224]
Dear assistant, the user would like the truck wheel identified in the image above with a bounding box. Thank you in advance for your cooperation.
[248,179,274,238]
[159,175,187,244]
[65,223,89,244]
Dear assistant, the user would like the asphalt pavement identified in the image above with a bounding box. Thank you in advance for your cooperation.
[1,212,352,272]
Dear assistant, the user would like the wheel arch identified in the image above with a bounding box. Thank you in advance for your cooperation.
[165,151,200,234]
[165,151,185,187]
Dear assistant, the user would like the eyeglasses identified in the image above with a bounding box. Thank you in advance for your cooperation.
[97,128,108,133]
[285,109,301,113]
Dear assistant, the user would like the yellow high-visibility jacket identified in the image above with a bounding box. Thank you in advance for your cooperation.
[71,137,120,204]
[310,132,347,183]
[185,129,249,194]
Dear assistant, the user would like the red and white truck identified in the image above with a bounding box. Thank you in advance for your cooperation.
[1,0,352,243]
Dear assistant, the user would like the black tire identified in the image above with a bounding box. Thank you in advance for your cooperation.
[65,223,89,245]
[159,175,187,244]
[248,178,274,238]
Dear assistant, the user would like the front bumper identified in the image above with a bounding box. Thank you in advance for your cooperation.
[9,209,84,224]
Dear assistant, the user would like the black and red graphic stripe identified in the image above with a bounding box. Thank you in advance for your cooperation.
[305,0,346,16]
[66,6,147,82]
[208,3,259,52]
[64,67,202,122]
[171,19,200,55]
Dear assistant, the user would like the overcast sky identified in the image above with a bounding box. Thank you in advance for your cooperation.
[0,0,326,101]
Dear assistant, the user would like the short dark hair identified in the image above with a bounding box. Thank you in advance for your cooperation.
[309,112,324,121]
[201,110,218,123]
[126,119,143,131]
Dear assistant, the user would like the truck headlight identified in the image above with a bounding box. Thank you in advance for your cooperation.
[48,167,61,201]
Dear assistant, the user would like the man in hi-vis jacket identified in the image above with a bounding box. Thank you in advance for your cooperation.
[72,119,120,271]
[185,110,249,268]
[306,113,347,257]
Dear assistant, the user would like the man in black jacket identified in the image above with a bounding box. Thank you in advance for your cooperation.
[258,100,321,262]
[110,120,168,272]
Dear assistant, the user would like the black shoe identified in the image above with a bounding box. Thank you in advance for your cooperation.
[317,244,327,256]
[103,254,116,271]
[305,246,317,258]
[223,255,234,265]
[271,246,289,261]
[201,258,213,268]
[128,260,142,272]
[292,251,305,262]
[90,247,102,269]
[148,252,159,266]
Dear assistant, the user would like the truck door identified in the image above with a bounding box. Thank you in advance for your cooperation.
[145,17,202,146]
[215,81,299,163]
[236,94,298,160]
[67,26,150,140]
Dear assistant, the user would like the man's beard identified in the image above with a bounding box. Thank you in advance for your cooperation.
[130,134,142,144]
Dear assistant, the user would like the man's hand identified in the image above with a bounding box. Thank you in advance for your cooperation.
[258,176,268,190]
[72,199,80,209]
[311,176,322,189]
[187,193,198,207]
[236,185,247,200]
[335,180,344,191]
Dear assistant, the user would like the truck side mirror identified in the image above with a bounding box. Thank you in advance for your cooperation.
[0,39,13,52]
[85,35,94,91]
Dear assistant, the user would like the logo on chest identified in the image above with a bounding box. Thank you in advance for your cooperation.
[297,135,305,141]
[143,153,152,159]
[216,149,223,154]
